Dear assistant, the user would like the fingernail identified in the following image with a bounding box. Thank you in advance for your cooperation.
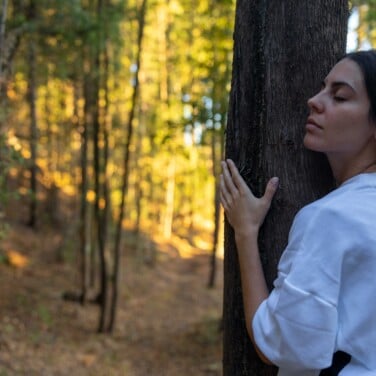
[271,177,279,187]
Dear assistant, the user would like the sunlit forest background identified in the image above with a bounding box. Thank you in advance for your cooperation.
[0,1,375,375]
[0,0,233,260]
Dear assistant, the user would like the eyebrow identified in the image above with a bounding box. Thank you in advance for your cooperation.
[322,80,356,93]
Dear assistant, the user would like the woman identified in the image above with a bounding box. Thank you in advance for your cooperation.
[220,49,376,375]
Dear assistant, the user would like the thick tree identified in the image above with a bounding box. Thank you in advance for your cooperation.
[223,1,348,375]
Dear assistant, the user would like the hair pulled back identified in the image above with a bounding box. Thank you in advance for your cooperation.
[344,49,376,122]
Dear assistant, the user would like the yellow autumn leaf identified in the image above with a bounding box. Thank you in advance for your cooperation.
[5,250,29,268]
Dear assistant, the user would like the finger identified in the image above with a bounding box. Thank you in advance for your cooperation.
[219,176,233,212]
[219,188,229,211]
[221,161,238,195]
[262,177,279,204]
[226,159,253,194]
[219,174,232,207]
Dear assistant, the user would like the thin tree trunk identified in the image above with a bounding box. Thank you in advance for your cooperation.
[108,0,148,333]
[79,77,89,304]
[94,4,109,333]
[100,33,112,324]
[133,106,144,238]
[0,1,23,107]
[162,157,176,239]
[223,1,348,375]
[0,0,8,217]
[92,0,116,333]
[0,0,8,78]
[27,27,37,228]
[81,50,97,297]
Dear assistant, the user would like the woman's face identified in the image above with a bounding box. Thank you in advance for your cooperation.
[304,58,376,158]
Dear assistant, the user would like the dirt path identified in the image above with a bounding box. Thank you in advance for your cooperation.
[0,224,223,375]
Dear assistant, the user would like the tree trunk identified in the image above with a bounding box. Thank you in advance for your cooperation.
[0,0,8,78]
[108,0,148,333]
[133,106,145,239]
[208,37,231,288]
[27,11,38,228]
[94,0,109,333]
[223,1,348,375]
[0,1,23,107]
[162,157,176,239]
[79,75,89,304]
[208,126,222,288]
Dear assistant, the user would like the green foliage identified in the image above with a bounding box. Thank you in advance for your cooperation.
[350,0,376,48]
[365,1,376,25]
[0,133,24,242]
[0,134,24,205]
[0,251,7,264]
[2,0,235,250]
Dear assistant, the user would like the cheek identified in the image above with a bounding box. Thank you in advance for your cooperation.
[327,110,364,135]
[335,105,370,125]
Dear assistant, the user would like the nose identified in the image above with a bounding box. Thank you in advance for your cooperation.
[307,92,324,113]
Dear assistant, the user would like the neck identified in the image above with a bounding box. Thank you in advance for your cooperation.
[327,154,376,186]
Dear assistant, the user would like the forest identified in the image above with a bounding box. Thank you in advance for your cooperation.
[0,0,375,375]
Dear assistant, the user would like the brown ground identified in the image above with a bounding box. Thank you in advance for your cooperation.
[0,223,223,376]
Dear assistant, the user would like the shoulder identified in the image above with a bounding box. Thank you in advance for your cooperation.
[293,173,376,236]
[281,174,376,276]
[279,173,376,279]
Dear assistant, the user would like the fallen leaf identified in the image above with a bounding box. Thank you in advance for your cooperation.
[5,250,29,268]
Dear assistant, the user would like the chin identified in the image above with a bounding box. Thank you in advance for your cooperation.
[303,135,323,152]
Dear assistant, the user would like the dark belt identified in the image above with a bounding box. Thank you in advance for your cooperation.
[319,351,351,376]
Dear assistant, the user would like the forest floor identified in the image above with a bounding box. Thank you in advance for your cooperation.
[0,221,223,376]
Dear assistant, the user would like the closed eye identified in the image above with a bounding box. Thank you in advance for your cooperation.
[333,96,346,102]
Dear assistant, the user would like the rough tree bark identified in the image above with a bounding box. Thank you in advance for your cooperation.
[223,1,348,375]
[208,126,221,288]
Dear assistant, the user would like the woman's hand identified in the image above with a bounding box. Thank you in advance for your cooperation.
[219,159,279,236]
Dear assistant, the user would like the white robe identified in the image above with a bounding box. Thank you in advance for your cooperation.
[252,173,376,375]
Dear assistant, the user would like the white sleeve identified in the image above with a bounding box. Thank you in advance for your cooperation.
[252,206,353,371]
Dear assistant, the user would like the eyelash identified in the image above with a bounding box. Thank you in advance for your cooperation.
[333,96,346,102]
[318,85,346,102]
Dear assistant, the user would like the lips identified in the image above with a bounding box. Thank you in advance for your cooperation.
[306,117,323,130]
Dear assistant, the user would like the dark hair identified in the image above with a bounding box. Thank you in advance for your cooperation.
[343,49,376,122]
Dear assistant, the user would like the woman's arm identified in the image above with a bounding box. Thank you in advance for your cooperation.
[235,230,274,364]
[219,159,279,364]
